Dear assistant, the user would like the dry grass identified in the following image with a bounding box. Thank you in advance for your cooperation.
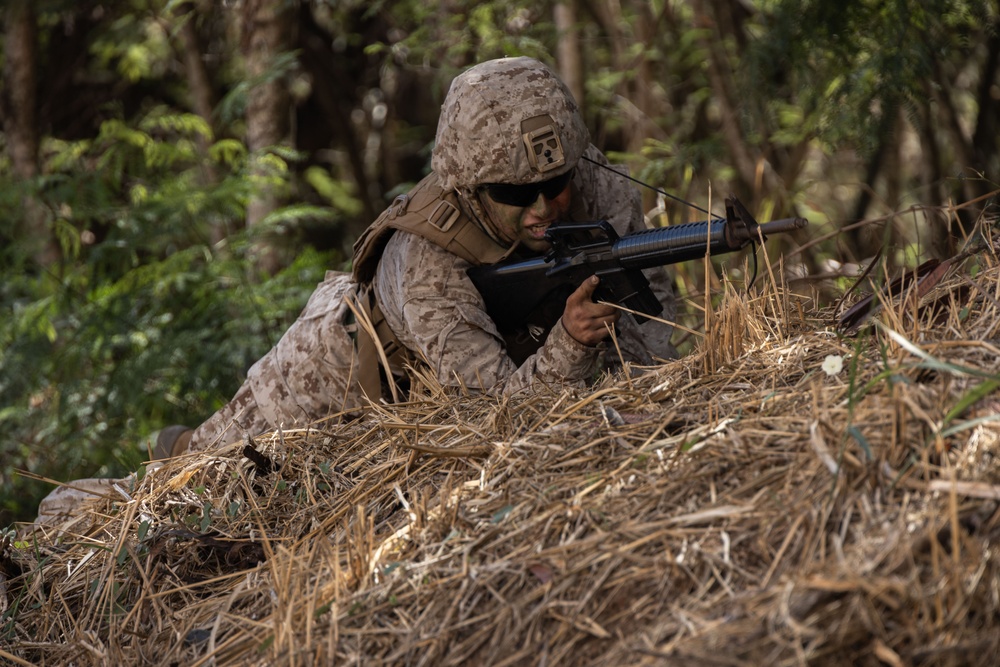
[3,227,1000,666]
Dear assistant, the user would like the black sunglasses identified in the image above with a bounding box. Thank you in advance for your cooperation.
[484,169,574,207]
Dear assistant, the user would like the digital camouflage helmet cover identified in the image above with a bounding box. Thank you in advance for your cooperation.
[432,57,590,192]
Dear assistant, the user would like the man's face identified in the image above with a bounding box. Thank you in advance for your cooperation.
[480,171,574,253]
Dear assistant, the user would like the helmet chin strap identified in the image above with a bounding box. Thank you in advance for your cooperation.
[454,186,517,250]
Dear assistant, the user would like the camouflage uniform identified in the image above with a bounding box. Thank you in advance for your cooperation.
[178,57,677,453]
[183,57,675,453]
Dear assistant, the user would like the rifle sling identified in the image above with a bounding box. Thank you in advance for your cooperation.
[353,283,408,404]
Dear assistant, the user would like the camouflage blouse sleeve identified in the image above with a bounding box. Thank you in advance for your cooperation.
[374,231,600,394]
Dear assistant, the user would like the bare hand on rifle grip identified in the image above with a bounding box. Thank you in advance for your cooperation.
[562,276,620,346]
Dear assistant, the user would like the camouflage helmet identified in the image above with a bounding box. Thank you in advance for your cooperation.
[432,57,590,191]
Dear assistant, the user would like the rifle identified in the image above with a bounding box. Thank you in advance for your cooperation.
[467,195,806,333]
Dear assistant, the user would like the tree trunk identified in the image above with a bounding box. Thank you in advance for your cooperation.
[697,0,798,213]
[626,0,659,149]
[171,1,224,241]
[554,1,584,109]
[176,2,216,129]
[242,0,294,275]
[930,55,983,235]
[692,0,757,198]
[970,22,1000,191]
[578,0,626,149]
[917,87,954,257]
[3,0,58,267]
[847,109,896,261]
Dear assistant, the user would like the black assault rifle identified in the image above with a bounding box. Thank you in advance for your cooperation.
[467,195,806,333]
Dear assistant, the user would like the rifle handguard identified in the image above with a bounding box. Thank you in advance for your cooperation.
[467,194,807,331]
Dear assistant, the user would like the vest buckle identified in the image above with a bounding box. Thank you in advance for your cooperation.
[427,200,460,232]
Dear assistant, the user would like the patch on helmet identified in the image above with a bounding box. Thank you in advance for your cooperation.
[521,114,565,174]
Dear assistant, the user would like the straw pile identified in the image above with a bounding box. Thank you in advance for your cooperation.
[3,234,1000,666]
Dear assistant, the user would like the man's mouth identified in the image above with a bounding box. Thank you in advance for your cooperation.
[525,222,551,240]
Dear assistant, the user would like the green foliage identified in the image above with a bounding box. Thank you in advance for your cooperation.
[743,0,995,154]
[0,106,339,526]
[305,166,364,218]
[90,5,174,83]
[372,0,555,72]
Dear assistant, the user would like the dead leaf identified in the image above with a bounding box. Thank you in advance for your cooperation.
[528,562,554,584]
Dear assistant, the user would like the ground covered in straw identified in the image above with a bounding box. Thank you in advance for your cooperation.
[3,242,1000,666]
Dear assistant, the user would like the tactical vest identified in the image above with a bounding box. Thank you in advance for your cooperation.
[351,173,509,401]
[353,172,511,282]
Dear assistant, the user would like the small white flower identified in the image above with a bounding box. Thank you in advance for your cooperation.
[822,354,844,376]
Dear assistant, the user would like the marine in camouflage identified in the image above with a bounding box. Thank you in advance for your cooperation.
[184,56,676,452]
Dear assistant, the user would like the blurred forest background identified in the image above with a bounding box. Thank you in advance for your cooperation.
[1,0,998,524]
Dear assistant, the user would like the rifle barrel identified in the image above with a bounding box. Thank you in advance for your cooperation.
[613,215,806,270]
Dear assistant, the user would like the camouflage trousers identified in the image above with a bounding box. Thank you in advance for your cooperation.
[188,270,367,453]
